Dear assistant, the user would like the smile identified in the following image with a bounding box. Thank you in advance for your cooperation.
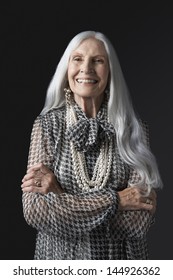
[76,79,97,84]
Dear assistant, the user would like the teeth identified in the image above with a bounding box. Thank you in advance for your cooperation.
[77,79,96,83]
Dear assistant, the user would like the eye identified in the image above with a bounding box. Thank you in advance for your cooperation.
[93,58,104,63]
[73,56,82,62]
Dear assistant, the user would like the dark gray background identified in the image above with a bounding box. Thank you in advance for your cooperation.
[1,1,172,259]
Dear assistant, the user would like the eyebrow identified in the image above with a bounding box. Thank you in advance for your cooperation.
[71,53,106,58]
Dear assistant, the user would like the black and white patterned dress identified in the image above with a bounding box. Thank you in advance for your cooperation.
[22,103,153,259]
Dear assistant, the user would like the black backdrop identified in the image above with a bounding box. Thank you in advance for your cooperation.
[1,1,173,260]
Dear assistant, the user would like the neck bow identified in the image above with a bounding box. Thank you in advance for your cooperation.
[66,105,115,152]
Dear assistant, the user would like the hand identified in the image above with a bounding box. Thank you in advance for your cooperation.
[118,186,157,214]
[21,163,63,195]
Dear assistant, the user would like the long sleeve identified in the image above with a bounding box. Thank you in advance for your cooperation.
[110,209,153,239]
[22,114,118,238]
[111,120,154,239]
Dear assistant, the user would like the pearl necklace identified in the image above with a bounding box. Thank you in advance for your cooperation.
[66,92,113,191]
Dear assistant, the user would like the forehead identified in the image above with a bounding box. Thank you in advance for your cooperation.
[72,37,107,56]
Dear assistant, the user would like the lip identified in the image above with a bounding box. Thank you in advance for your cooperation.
[76,78,98,84]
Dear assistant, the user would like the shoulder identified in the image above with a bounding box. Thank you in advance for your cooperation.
[39,106,66,120]
[36,106,66,125]
[32,106,66,134]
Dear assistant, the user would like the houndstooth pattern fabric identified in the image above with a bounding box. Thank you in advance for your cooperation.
[67,103,115,152]
[22,104,154,260]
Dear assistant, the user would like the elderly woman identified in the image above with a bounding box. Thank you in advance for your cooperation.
[21,30,162,260]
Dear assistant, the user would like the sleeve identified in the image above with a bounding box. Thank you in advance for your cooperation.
[22,114,118,238]
[110,120,154,239]
[110,210,153,239]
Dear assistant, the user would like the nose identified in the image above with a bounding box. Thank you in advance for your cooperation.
[80,60,94,74]
[80,69,94,74]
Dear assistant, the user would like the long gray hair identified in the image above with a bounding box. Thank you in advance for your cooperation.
[40,30,162,191]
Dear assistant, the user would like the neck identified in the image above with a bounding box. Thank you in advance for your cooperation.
[73,95,104,118]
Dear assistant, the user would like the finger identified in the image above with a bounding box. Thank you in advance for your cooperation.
[143,197,157,211]
[22,171,37,182]
[27,163,50,175]
[27,163,44,173]
[140,202,154,211]
[21,179,32,188]
[22,185,43,193]
[22,184,49,195]
[21,178,41,188]
[131,186,146,197]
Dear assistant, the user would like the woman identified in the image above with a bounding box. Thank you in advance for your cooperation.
[21,30,162,260]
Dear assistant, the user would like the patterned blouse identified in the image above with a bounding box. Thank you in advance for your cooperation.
[22,103,153,260]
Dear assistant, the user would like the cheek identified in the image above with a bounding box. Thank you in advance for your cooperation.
[67,69,76,88]
[68,64,78,78]
[68,73,75,87]
[67,68,71,80]
[100,70,109,85]
[98,65,109,78]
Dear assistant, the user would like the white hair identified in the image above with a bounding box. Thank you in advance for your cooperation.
[40,30,163,191]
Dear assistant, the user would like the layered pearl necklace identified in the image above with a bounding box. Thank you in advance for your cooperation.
[65,91,113,191]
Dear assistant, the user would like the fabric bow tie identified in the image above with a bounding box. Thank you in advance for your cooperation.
[67,117,115,152]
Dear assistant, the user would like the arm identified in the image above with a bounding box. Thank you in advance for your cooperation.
[111,121,156,239]
[22,115,118,237]
[110,209,154,239]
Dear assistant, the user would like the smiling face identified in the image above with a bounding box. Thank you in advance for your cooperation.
[67,37,109,103]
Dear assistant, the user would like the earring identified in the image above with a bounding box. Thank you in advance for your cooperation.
[64,87,72,105]
[105,88,110,102]
[105,88,109,94]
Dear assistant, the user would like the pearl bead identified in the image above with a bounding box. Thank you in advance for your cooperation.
[66,98,113,191]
